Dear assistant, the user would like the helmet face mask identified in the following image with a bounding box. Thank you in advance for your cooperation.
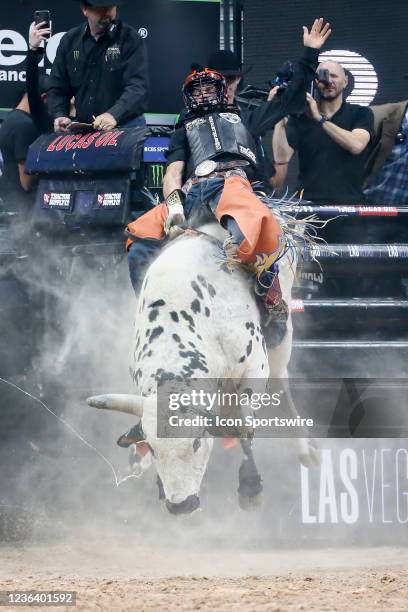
[183,68,228,113]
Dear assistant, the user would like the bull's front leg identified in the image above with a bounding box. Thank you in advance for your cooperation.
[268,324,321,469]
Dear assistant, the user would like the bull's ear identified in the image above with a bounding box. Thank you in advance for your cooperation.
[117,435,134,448]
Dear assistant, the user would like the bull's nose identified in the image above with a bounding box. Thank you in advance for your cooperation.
[166,494,200,515]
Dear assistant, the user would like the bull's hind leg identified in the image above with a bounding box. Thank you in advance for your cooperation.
[280,377,321,468]
[234,339,269,511]
[238,438,263,511]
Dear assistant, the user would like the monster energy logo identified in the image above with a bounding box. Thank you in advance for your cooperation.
[149,164,165,188]
[73,50,80,60]
[106,46,121,61]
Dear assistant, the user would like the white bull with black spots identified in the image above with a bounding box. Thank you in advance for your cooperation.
[88,221,319,514]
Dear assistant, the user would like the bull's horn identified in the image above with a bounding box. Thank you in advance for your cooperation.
[87,394,144,417]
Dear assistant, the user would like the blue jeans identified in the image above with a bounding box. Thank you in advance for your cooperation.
[180,177,244,242]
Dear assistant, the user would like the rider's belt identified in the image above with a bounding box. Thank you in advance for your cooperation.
[194,159,250,177]
[184,168,248,194]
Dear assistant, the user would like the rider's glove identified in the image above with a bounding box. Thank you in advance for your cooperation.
[164,189,186,236]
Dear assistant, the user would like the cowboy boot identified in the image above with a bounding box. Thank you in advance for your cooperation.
[255,265,289,348]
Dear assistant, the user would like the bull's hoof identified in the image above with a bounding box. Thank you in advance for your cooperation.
[238,492,263,512]
[297,438,321,468]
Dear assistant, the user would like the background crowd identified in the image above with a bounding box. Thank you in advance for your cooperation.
[1,0,408,235]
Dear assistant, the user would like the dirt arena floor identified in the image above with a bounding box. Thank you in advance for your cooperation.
[1,540,407,611]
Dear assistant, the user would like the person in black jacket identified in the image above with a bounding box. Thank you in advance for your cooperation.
[27,21,78,134]
[0,66,50,216]
[48,0,149,132]
[126,18,331,347]
[0,21,53,218]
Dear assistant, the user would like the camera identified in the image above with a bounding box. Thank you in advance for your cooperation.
[235,61,295,107]
[310,68,330,100]
[269,61,294,95]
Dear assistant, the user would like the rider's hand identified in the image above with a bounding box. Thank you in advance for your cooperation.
[164,189,186,236]
[54,117,72,132]
[29,21,51,51]
[93,113,117,130]
[303,18,331,49]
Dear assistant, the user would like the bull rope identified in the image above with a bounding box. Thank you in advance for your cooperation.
[0,376,138,488]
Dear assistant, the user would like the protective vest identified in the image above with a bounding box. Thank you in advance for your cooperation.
[184,112,258,177]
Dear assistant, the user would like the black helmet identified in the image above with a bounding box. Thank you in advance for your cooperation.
[182,68,227,113]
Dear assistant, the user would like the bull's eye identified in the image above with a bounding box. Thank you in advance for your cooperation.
[193,438,201,453]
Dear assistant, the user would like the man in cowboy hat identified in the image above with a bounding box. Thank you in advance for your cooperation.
[206,50,247,106]
[48,1,149,132]
[206,49,279,189]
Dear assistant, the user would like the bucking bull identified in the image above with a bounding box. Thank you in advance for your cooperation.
[87,215,320,515]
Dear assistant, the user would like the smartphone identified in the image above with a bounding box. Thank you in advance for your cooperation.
[34,10,52,39]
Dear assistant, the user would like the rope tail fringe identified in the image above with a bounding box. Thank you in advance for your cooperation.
[264,192,339,274]
[216,193,337,274]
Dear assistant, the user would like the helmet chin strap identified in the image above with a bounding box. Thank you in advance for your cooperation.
[191,101,227,116]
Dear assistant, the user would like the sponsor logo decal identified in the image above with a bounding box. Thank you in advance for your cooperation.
[106,46,121,61]
[149,164,165,188]
[97,193,122,208]
[143,136,170,162]
[144,146,168,153]
[301,446,408,525]
[0,28,66,82]
[357,206,398,216]
[219,112,241,124]
[43,193,71,209]
[208,115,222,151]
[186,118,206,130]
[239,145,256,164]
[46,130,124,153]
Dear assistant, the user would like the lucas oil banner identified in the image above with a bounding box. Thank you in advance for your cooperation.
[0,0,220,117]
